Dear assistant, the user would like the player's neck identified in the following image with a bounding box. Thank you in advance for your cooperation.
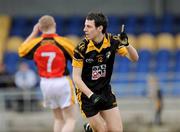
[43,28,56,34]
[93,33,104,44]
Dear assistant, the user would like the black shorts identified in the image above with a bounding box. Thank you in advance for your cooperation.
[80,86,117,118]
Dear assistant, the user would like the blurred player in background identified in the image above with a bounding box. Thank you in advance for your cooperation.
[72,12,139,132]
[14,62,37,112]
[18,15,77,132]
[148,74,163,125]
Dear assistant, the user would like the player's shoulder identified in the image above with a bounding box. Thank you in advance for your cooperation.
[54,35,75,46]
[21,37,43,48]
[54,36,70,43]
[76,38,89,52]
[106,33,120,46]
[107,33,119,40]
[29,37,43,44]
[78,38,89,45]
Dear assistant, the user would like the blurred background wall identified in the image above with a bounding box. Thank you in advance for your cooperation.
[0,0,180,16]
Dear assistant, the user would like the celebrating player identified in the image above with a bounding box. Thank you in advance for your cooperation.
[72,12,139,132]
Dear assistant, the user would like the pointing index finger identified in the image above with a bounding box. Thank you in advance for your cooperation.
[121,24,125,33]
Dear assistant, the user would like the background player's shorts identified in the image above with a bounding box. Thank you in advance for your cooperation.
[40,76,76,109]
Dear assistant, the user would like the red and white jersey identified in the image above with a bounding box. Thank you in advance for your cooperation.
[34,44,66,77]
[18,33,75,78]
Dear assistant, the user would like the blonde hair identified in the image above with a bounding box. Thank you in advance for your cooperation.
[38,15,56,32]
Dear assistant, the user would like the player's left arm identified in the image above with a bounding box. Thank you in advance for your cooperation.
[118,25,139,62]
[125,45,139,62]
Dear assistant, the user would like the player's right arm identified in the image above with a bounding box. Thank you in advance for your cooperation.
[73,67,106,105]
[72,40,93,98]
[72,67,93,98]
[18,23,42,58]
[72,41,107,105]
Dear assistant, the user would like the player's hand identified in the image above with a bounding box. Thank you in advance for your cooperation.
[32,23,40,35]
[89,93,106,105]
[118,24,129,47]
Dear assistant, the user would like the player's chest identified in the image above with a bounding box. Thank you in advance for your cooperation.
[84,48,114,65]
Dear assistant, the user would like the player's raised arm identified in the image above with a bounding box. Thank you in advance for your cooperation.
[119,24,139,62]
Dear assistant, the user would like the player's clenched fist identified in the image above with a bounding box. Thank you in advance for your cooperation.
[89,93,107,105]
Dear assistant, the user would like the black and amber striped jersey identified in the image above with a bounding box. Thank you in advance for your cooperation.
[72,33,128,92]
[19,34,75,78]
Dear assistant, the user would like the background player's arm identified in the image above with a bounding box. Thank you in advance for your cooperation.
[23,23,40,44]
[18,23,42,58]
[72,67,93,98]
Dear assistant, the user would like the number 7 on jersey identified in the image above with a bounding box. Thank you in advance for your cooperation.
[41,52,56,72]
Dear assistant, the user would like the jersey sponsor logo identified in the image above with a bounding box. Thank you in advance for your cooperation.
[92,64,106,80]
[85,58,94,63]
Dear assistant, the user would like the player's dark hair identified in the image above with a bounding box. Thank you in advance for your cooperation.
[86,12,108,34]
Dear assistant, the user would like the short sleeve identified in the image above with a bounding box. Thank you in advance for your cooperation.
[72,41,86,68]
[110,34,128,56]
[18,37,42,58]
[117,47,128,56]
[72,57,83,68]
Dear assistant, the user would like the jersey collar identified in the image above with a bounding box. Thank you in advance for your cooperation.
[42,33,58,38]
[86,34,110,53]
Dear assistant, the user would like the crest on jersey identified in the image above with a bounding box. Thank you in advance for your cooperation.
[106,51,111,59]
[78,42,85,52]
[96,54,104,63]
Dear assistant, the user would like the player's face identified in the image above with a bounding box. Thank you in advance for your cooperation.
[83,19,101,40]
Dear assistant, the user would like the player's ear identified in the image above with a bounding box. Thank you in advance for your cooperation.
[97,25,103,32]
